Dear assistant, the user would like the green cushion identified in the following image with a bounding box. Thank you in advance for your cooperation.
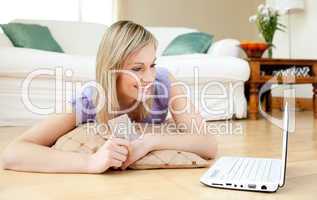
[162,32,213,56]
[0,23,64,53]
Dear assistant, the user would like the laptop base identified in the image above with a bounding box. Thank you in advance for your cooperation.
[200,156,282,192]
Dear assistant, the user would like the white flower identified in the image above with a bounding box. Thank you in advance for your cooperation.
[249,15,257,23]
[268,6,277,17]
[261,7,270,17]
[257,4,265,12]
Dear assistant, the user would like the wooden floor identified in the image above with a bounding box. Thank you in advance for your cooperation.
[0,111,317,200]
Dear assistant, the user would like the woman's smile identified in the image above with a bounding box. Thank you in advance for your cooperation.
[135,83,153,100]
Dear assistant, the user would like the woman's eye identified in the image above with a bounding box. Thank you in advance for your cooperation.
[131,67,142,71]
[150,64,156,68]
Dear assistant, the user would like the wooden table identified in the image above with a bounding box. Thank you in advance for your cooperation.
[245,58,317,120]
[1,112,317,200]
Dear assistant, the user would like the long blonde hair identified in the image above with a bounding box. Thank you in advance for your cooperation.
[95,20,158,123]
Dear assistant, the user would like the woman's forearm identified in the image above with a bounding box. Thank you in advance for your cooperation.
[145,132,217,159]
[1,141,91,173]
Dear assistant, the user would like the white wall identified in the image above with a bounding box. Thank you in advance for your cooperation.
[118,0,264,41]
[267,0,316,98]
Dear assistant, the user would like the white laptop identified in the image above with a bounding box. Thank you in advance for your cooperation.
[200,103,290,192]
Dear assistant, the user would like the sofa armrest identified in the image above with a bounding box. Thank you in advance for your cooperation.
[207,39,240,58]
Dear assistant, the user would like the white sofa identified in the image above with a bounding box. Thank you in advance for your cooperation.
[0,19,250,126]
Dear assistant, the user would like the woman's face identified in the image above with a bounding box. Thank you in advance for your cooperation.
[117,43,156,106]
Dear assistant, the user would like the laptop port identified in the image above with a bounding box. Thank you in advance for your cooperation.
[212,183,223,186]
[261,185,267,190]
[248,184,256,189]
[225,183,232,186]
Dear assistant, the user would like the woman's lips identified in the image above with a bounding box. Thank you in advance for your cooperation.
[134,84,152,96]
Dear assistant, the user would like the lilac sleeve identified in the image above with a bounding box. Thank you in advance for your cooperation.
[71,87,96,125]
[142,67,171,124]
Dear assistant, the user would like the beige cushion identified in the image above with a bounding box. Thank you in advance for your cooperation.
[51,123,108,154]
[51,123,210,169]
[129,150,209,169]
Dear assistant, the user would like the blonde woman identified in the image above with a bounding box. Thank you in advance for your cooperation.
[1,21,217,173]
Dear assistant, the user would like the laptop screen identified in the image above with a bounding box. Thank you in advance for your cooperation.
[279,102,289,187]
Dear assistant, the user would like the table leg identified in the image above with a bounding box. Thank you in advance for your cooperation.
[249,83,259,120]
[313,83,317,119]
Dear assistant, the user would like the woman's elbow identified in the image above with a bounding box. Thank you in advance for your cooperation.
[1,144,19,170]
[203,135,218,159]
[207,143,218,159]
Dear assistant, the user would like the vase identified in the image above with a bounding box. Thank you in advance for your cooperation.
[265,41,273,58]
[268,47,273,58]
[263,35,274,59]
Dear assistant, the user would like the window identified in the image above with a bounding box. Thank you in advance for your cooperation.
[0,0,114,25]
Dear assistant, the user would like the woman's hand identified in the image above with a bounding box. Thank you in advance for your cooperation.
[120,136,153,170]
[87,137,131,173]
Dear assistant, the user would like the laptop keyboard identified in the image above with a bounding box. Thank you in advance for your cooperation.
[210,157,280,183]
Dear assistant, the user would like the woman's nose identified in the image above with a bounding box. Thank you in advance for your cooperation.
[141,69,155,84]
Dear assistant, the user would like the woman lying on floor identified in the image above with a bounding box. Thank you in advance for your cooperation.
[0,21,217,173]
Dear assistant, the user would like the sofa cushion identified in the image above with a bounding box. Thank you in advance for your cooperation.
[0,47,95,80]
[207,39,240,57]
[162,32,213,56]
[157,54,250,82]
[1,23,64,53]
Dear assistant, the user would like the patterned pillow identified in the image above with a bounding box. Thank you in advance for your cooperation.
[51,123,210,169]
[51,123,108,154]
[129,150,209,169]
